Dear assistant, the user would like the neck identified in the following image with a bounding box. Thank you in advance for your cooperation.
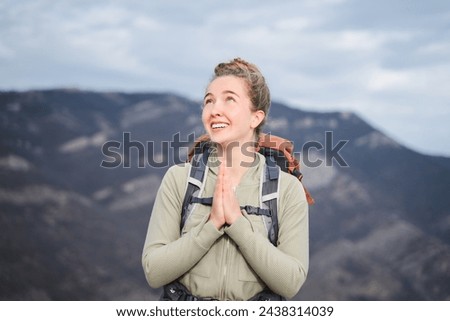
[216,142,256,177]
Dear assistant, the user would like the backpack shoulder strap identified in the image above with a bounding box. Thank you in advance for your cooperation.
[259,152,281,246]
[180,146,210,231]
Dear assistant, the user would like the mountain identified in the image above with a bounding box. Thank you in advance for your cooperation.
[1,89,449,300]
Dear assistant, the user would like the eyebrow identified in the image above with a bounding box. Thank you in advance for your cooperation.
[203,90,240,100]
[223,90,240,97]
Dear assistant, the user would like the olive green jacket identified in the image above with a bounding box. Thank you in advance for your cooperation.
[142,153,309,300]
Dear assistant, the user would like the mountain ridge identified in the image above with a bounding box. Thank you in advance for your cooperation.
[1,89,449,300]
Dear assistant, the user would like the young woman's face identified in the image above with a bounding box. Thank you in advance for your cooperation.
[202,75,264,147]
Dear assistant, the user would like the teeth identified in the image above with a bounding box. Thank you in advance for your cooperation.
[212,123,228,129]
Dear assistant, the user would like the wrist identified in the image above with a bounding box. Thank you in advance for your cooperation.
[209,213,224,230]
[226,211,242,225]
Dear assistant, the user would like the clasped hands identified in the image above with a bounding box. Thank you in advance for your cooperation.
[209,161,242,230]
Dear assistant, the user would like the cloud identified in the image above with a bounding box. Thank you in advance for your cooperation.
[1,0,450,156]
[367,67,412,92]
[0,41,14,59]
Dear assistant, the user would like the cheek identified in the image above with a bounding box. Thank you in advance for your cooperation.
[201,110,209,129]
[238,110,254,128]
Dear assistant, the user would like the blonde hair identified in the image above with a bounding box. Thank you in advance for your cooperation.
[210,58,271,137]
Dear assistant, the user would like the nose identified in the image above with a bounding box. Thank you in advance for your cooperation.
[209,100,224,116]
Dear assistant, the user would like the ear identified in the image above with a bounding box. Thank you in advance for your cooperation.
[251,110,265,129]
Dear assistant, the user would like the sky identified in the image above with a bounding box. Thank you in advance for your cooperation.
[1,0,449,156]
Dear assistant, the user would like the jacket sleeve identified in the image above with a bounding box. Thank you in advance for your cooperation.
[224,174,309,299]
[142,164,224,289]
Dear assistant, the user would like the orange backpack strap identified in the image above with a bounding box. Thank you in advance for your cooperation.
[258,134,315,205]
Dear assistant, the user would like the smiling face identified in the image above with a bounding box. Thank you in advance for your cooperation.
[202,75,265,148]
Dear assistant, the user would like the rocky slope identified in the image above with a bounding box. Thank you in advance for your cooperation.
[1,89,449,300]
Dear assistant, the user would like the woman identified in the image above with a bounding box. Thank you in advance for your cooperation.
[142,58,309,300]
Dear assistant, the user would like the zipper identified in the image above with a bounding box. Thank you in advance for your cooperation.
[219,237,230,300]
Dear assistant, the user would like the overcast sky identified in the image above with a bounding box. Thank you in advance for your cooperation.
[1,0,449,156]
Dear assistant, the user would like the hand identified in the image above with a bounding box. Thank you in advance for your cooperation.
[209,161,226,229]
[208,161,242,229]
[220,162,242,225]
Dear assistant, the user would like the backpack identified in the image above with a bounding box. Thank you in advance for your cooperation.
[181,133,314,246]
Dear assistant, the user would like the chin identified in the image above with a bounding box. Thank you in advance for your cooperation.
[208,131,225,142]
[207,134,227,146]
[211,132,253,146]
[209,136,227,145]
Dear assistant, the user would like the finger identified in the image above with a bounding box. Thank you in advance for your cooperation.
[220,167,242,225]
[210,165,225,228]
